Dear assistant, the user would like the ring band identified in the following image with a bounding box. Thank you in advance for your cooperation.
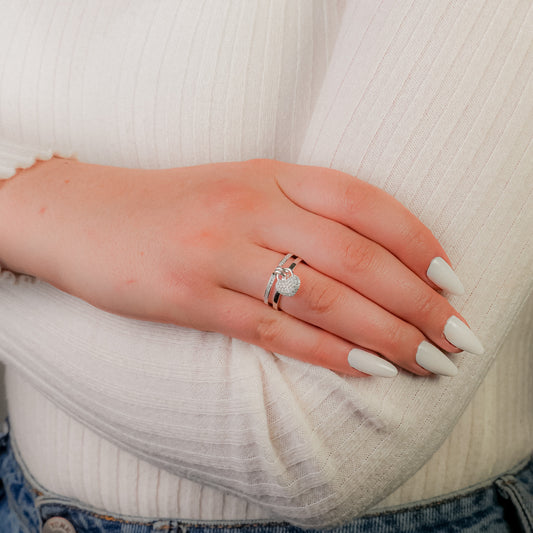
[264,254,303,309]
[264,253,293,305]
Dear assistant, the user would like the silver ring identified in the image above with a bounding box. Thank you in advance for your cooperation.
[264,254,303,309]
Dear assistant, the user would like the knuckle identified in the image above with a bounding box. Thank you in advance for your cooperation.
[339,179,375,215]
[383,321,405,352]
[306,338,333,369]
[254,315,285,347]
[411,291,437,320]
[402,222,432,251]
[245,157,281,177]
[195,171,266,220]
[342,239,377,274]
[304,279,342,315]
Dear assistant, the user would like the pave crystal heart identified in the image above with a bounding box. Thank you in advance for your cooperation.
[276,273,301,297]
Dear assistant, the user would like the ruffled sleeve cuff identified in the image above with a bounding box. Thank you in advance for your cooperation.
[0,138,71,179]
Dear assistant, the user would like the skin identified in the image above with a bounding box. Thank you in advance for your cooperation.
[0,156,466,377]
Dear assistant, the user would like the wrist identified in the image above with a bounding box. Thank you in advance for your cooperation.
[0,156,78,278]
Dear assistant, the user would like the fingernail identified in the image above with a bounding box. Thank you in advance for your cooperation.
[426,257,464,295]
[416,341,458,376]
[348,348,398,377]
[444,316,485,355]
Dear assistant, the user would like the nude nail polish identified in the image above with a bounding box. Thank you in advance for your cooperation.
[416,341,458,376]
[444,316,485,355]
[348,349,398,377]
[426,257,465,295]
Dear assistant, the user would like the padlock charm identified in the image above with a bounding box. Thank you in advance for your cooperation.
[275,270,301,297]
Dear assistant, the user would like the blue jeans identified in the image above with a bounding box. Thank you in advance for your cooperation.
[1,422,532,532]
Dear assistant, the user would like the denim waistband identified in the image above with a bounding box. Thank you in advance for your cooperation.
[1,421,532,533]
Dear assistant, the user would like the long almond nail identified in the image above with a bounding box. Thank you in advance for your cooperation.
[348,349,398,377]
[416,341,458,376]
[426,257,465,295]
[444,316,484,354]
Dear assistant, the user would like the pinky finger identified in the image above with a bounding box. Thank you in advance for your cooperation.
[208,288,399,378]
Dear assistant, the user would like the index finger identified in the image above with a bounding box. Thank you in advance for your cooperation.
[274,162,464,295]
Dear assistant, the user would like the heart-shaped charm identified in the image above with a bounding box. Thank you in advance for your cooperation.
[276,273,301,297]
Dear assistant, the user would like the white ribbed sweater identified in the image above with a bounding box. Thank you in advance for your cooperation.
[0,1,532,528]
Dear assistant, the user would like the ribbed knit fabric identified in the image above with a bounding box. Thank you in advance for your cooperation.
[0,0,532,528]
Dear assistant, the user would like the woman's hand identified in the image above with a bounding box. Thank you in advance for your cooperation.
[0,157,483,377]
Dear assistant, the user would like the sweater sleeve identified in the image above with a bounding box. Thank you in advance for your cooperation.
[0,1,532,528]
[0,138,54,179]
